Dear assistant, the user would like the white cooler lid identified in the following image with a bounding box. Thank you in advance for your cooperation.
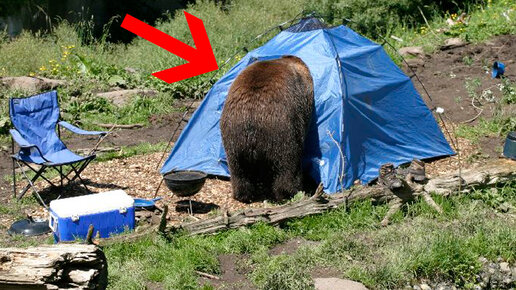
[49,190,134,217]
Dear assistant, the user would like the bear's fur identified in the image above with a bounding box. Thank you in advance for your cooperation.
[220,55,314,203]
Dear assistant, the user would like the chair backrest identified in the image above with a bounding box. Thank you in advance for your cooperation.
[9,91,66,155]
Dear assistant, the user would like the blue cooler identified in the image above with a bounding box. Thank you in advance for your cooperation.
[49,190,135,242]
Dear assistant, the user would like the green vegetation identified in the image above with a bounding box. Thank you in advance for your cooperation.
[1,0,515,137]
[457,77,516,143]
[0,2,515,287]
[104,182,516,289]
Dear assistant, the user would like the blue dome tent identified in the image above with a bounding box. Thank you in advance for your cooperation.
[160,17,454,193]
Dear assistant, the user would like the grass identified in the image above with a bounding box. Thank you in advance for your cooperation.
[0,0,515,139]
[103,181,516,289]
[456,77,516,143]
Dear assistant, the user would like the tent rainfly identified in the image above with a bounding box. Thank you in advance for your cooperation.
[161,17,454,193]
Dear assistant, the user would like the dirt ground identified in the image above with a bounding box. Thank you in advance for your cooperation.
[0,35,514,248]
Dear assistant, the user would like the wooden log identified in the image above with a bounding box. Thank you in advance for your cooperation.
[424,158,516,195]
[0,244,107,289]
[169,159,515,236]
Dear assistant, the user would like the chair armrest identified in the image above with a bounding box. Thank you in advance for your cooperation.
[10,129,37,149]
[58,121,107,136]
[10,129,50,163]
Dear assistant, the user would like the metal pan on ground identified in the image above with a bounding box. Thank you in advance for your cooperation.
[8,217,51,236]
[163,170,207,197]
[133,197,162,210]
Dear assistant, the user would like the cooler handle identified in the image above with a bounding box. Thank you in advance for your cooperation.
[49,213,58,232]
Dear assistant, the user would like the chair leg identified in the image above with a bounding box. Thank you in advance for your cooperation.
[70,163,90,192]
[15,161,48,208]
[25,163,57,188]
[69,159,92,182]
[60,165,63,188]
[17,164,46,199]
[11,140,17,199]
[12,160,16,199]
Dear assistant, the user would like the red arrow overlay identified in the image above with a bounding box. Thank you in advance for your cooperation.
[121,12,218,83]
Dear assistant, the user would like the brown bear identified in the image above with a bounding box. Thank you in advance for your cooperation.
[220,55,314,203]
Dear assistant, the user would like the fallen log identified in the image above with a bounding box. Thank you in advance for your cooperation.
[424,158,516,195]
[0,244,107,289]
[169,159,515,236]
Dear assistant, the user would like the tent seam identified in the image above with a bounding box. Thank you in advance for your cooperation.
[323,28,349,192]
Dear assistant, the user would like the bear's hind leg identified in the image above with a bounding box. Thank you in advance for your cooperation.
[231,173,258,203]
[272,169,303,202]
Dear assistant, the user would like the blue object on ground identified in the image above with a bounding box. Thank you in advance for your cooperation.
[133,197,162,209]
[492,61,505,78]
[160,17,454,193]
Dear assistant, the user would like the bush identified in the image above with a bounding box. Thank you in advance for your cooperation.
[306,0,483,39]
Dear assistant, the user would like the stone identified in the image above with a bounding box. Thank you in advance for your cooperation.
[96,89,158,107]
[405,58,425,68]
[440,38,469,50]
[420,283,431,290]
[0,76,66,92]
[435,282,456,290]
[399,46,425,58]
[499,262,510,273]
[314,278,368,290]
[124,67,138,74]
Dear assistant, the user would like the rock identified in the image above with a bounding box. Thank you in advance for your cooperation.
[404,58,425,68]
[440,38,469,50]
[96,89,158,107]
[435,282,456,290]
[499,262,510,273]
[314,278,368,290]
[420,283,431,290]
[399,46,425,58]
[0,76,66,92]
[124,67,138,74]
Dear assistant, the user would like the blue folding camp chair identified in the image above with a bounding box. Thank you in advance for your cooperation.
[9,91,106,207]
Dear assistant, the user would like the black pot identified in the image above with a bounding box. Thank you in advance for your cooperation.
[163,170,207,197]
[503,131,516,160]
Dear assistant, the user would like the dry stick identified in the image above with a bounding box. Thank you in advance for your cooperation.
[153,178,165,199]
[421,192,443,214]
[89,125,116,156]
[158,205,169,234]
[94,123,143,129]
[380,194,403,227]
[417,6,439,38]
[86,224,94,244]
[327,130,346,194]
[461,96,484,123]
[195,271,220,280]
